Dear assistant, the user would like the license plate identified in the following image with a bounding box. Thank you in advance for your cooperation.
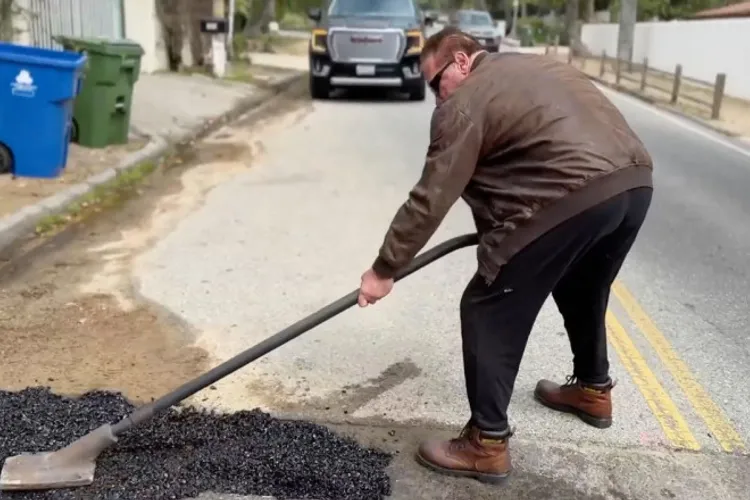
[356,64,376,76]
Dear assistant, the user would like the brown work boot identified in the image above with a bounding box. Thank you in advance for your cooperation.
[534,375,615,428]
[415,423,512,484]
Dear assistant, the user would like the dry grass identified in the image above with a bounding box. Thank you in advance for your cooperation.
[556,53,750,138]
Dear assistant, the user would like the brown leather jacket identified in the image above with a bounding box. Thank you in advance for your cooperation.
[372,52,653,284]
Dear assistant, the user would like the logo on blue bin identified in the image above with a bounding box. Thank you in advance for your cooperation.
[10,69,36,98]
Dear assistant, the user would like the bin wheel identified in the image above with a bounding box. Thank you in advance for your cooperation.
[70,118,79,143]
[0,143,12,175]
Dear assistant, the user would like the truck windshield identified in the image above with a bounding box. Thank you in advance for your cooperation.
[459,12,493,25]
[328,0,415,16]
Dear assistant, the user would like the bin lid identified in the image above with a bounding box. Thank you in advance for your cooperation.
[0,41,87,70]
[54,36,145,57]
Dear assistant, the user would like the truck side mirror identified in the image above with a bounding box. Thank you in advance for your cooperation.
[307,7,322,21]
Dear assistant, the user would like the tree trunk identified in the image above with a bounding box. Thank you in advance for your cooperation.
[247,0,275,36]
[243,0,271,37]
[564,0,579,53]
[0,0,15,42]
[156,0,184,71]
[585,0,595,22]
[617,0,637,64]
[241,0,256,36]
[187,0,214,67]
[503,0,513,36]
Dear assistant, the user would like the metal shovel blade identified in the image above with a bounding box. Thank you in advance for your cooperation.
[0,452,96,490]
[0,424,117,491]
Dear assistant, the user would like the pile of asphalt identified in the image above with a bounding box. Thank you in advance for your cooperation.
[0,388,392,500]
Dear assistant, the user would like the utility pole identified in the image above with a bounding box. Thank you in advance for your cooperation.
[617,0,637,65]
[212,0,227,77]
[227,0,236,59]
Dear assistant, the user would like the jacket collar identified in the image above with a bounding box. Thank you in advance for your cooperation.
[470,50,490,72]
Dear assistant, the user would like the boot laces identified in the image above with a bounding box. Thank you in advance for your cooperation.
[563,374,578,387]
[449,422,473,451]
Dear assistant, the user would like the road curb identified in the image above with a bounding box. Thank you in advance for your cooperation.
[0,71,305,255]
[587,74,741,139]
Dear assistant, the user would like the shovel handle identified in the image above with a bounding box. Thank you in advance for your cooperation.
[112,232,479,435]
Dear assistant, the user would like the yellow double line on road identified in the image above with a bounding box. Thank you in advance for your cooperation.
[607,280,746,453]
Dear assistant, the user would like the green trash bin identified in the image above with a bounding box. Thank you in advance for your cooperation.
[54,36,144,148]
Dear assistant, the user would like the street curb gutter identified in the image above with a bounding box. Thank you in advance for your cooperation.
[587,74,742,139]
[0,71,305,255]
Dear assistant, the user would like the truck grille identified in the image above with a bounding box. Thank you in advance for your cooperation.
[329,28,404,63]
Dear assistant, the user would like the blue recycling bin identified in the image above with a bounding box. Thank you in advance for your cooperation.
[0,42,87,178]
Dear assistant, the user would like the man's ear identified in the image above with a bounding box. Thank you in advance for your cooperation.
[456,52,472,74]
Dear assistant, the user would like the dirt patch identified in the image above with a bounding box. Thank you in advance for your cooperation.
[0,294,208,403]
[0,80,311,406]
[0,139,148,219]
[79,130,258,311]
[0,131,254,402]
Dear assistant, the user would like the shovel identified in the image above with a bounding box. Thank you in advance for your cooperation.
[0,232,478,491]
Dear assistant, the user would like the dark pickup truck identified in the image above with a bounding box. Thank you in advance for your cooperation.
[306,0,433,100]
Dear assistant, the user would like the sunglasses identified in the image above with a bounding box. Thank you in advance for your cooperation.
[428,61,453,95]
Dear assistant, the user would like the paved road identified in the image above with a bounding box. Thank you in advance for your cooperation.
[134,72,750,498]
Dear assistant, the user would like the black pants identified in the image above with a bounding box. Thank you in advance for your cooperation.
[460,187,653,432]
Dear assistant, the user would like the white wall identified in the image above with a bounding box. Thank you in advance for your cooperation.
[581,18,750,101]
[123,0,168,73]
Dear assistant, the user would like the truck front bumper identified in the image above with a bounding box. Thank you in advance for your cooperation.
[309,54,424,88]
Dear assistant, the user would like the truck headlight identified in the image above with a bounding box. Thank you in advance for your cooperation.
[311,29,327,53]
[405,30,423,55]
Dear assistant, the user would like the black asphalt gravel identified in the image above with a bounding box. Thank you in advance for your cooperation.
[0,388,392,500]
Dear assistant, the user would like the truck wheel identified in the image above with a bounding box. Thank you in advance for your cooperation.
[0,143,13,175]
[408,81,426,101]
[310,76,330,99]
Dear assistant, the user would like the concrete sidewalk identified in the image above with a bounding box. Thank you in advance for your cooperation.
[0,68,304,254]
[130,73,263,141]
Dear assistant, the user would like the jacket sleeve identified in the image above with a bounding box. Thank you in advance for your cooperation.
[371,103,483,278]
